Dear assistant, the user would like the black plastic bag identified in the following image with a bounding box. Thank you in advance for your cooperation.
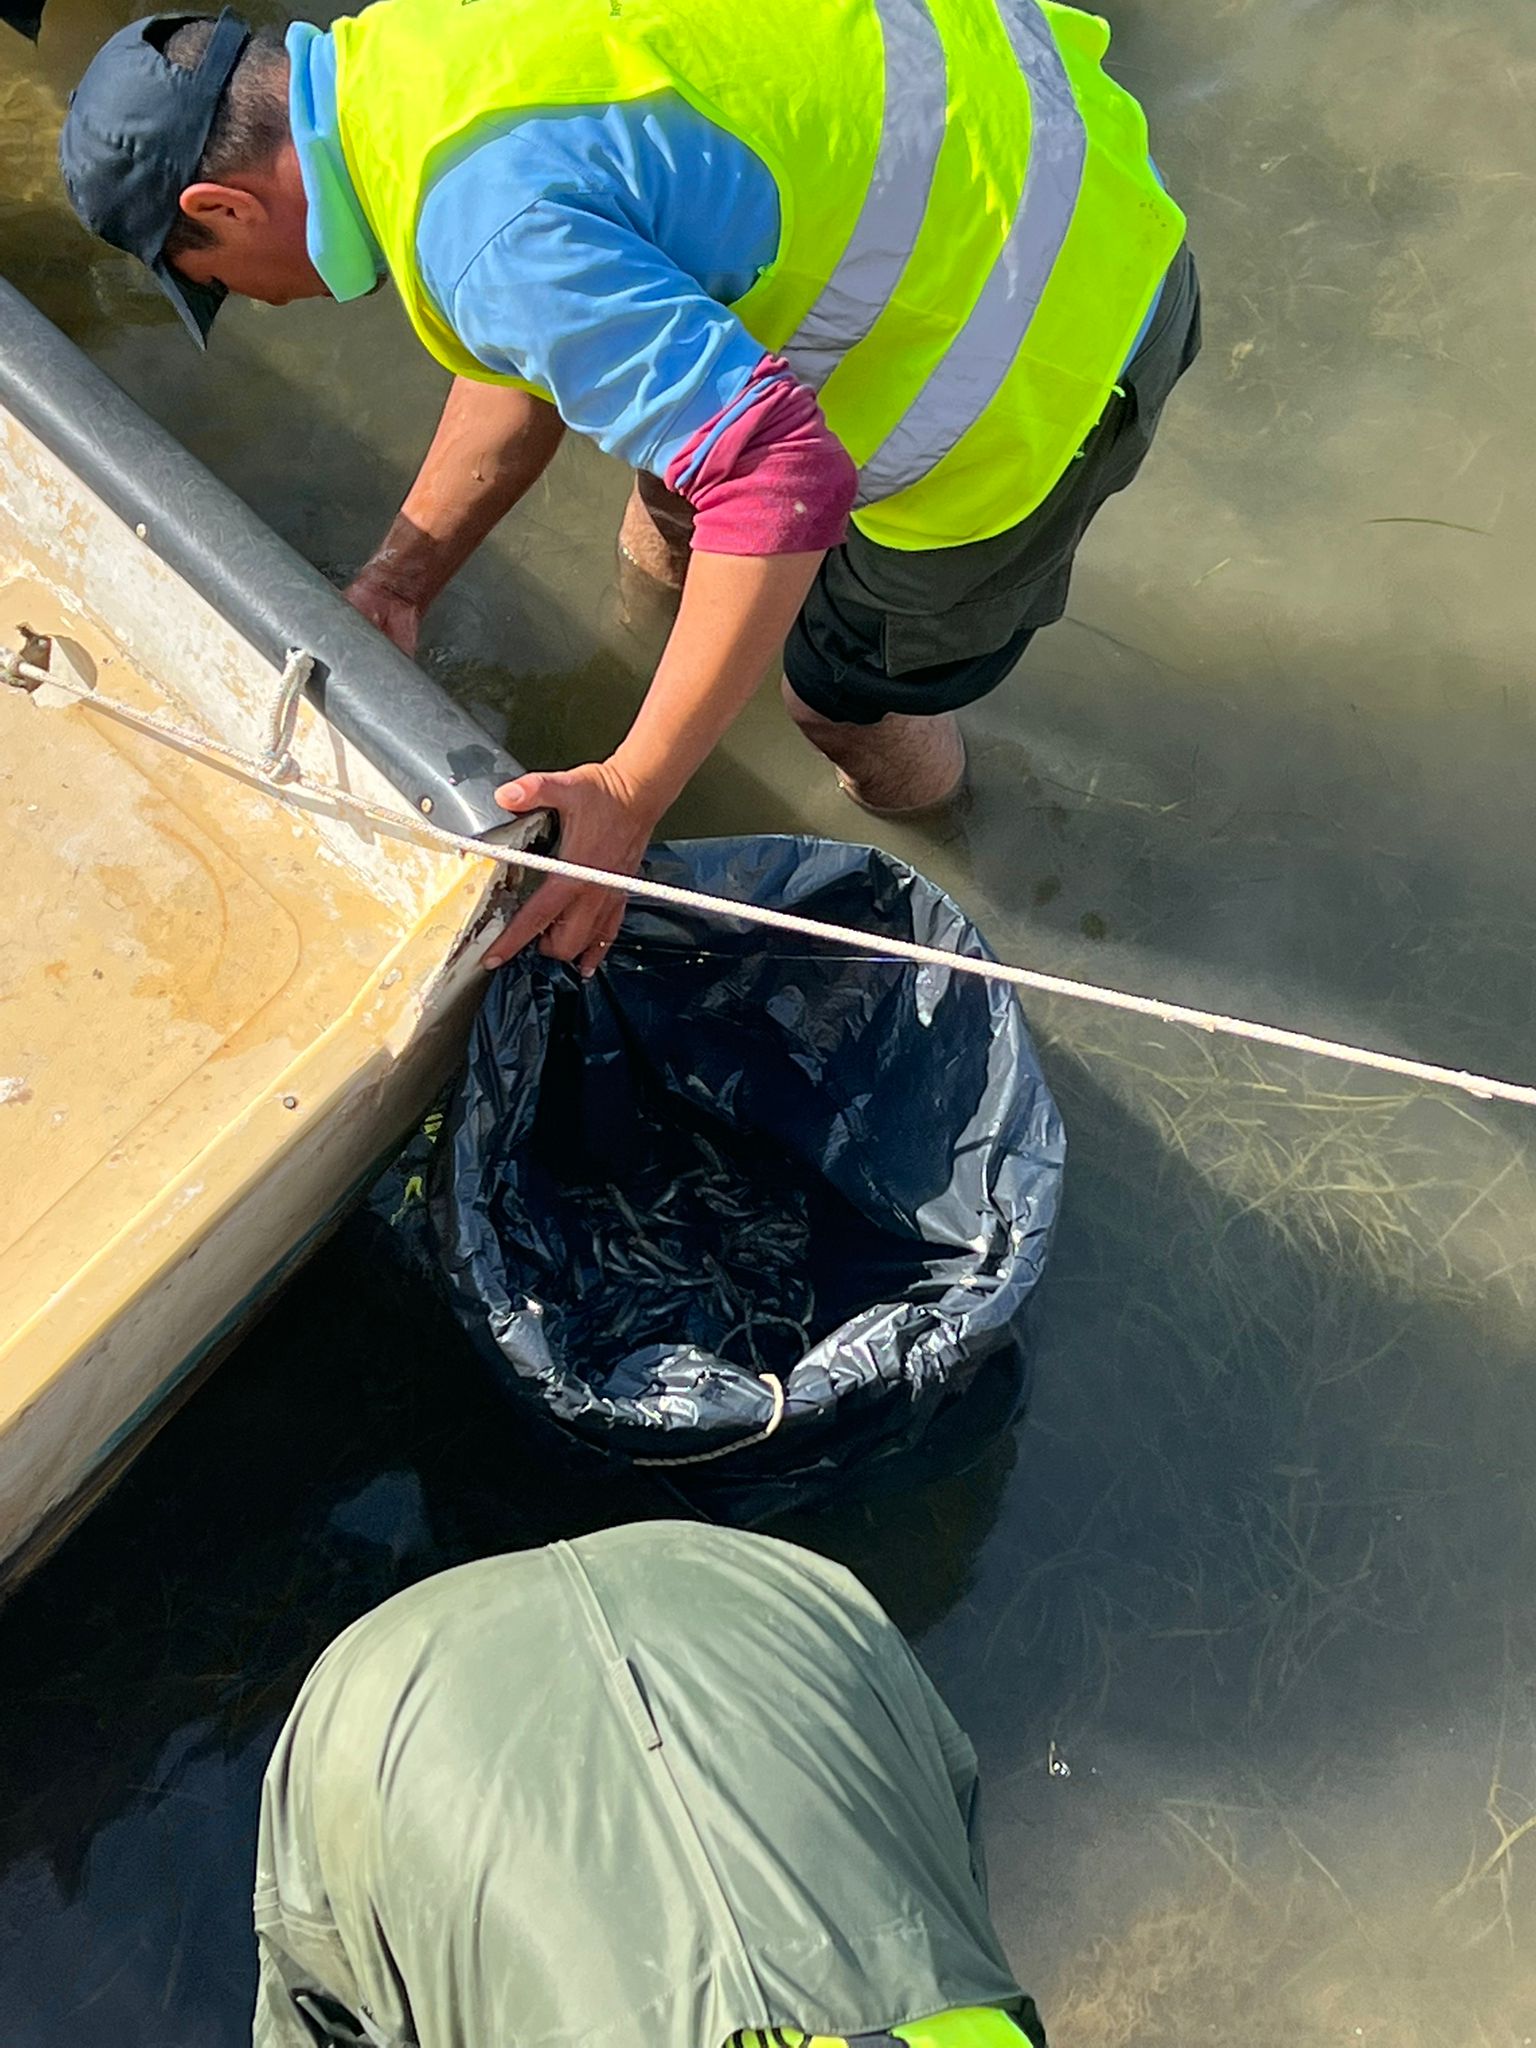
[430,836,1064,1522]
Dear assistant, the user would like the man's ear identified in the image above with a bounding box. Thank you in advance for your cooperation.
[179,181,270,227]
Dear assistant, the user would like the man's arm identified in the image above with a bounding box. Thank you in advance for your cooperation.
[344,377,566,653]
[377,168,855,973]
[482,545,825,973]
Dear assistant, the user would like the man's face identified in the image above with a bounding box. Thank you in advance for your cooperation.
[170,143,330,307]
[171,218,326,306]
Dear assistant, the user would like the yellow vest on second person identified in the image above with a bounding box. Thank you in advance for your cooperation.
[331,0,1184,549]
[736,2005,1034,2048]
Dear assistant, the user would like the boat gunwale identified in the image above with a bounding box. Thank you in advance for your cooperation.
[0,274,545,849]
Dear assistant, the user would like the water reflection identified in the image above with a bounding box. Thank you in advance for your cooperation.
[0,1226,685,2044]
[3,0,1536,2041]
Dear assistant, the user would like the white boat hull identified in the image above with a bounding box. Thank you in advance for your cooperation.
[0,282,536,1582]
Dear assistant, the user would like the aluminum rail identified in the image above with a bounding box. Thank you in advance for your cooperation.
[0,273,544,848]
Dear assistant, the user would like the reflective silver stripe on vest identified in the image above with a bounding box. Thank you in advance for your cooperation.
[854,0,1088,507]
[782,0,947,393]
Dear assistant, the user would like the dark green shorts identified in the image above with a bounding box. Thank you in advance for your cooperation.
[784,246,1202,726]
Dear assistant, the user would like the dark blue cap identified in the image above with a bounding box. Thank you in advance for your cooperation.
[59,11,253,347]
[3,0,46,41]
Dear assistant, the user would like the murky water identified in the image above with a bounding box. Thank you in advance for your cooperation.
[4,1,1536,2040]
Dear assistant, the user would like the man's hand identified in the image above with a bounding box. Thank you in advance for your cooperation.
[481,759,661,975]
[481,549,826,976]
[344,380,567,660]
[344,568,425,657]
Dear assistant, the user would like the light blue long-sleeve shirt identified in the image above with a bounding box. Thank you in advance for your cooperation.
[287,23,780,478]
[285,23,1164,487]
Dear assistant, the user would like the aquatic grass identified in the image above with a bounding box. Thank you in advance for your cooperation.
[1436,1649,1536,1949]
[1041,1020,1536,1311]
[1047,1787,1536,2047]
[959,1013,1536,1752]
[933,1001,1536,2042]
[1043,1873,1258,2048]
[0,76,63,210]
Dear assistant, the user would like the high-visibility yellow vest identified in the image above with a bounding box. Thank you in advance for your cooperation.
[332,0,1184,549]
[736,2005,1033,2048]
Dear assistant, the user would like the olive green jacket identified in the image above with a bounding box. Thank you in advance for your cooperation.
[253,1523,1030,2048]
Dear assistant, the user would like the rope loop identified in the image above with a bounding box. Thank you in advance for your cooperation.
[634,1372,787,1468]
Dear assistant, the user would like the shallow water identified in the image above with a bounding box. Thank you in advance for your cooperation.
[4,1,1536,2041]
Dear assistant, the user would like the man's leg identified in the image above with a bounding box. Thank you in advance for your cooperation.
[786,245,1203,816]
[780,681,969,815]
[619,470,694,593]
[781,531,1044,819]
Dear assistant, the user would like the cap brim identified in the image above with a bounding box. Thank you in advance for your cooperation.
[150,255,226,347]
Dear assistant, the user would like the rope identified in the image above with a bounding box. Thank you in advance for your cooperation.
[634,1371,787,1466]
[8,641,1536,1113]
[259,647,313,777]
[2,643,316,787]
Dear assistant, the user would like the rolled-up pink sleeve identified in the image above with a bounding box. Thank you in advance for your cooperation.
[663,354,858,557]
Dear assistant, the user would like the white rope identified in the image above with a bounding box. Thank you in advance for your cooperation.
[473,843,1536,1109]
[634,1371,787,1466]
[259,647,314,778]
[3,643,315,787]
[8,642,1536,1113]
